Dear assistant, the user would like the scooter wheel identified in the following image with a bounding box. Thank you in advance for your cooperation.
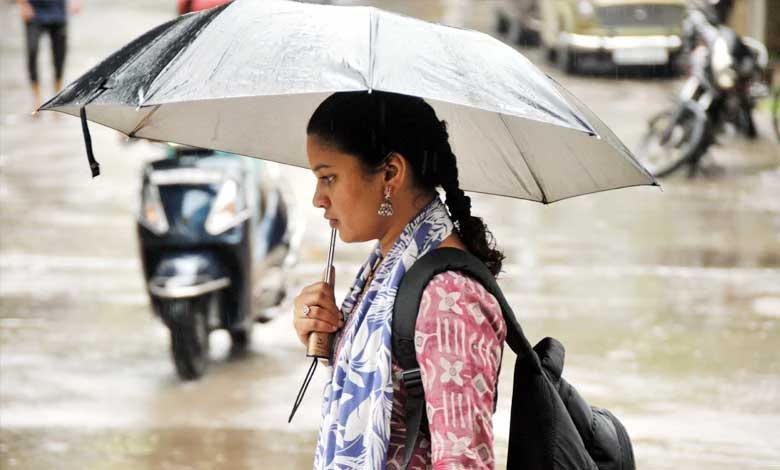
[168,298,209,380]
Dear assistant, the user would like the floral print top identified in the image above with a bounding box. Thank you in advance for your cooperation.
[386,271,506,470]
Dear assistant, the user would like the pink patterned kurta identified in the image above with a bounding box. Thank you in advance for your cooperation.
[387,271,506,470]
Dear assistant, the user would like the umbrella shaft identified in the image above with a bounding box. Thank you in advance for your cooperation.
[307,228,338,360]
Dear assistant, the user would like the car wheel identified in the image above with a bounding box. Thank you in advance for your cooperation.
[507,22,523,45]
[663,52,684,77]
[557,47,577,74]
[495,11,510,35]
[544,46,557,64]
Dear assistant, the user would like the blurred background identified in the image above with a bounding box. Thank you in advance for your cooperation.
[1,0,779,469]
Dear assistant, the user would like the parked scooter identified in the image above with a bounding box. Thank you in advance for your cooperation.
[637,0,769,177]
[137,145,297,379]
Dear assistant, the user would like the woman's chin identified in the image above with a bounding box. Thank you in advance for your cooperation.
[337,230,351,243]
[338,230,372,244]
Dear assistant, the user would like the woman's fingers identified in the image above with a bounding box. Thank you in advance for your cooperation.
[292,284,342,347]
[299,281,336,305]
[296,286,338,313]
[295,318,340,337]
[292,264,339,347]
[296,305,342,328]
[292,313,341,347]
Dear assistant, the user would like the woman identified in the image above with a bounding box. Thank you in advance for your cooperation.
[293,91,506,469]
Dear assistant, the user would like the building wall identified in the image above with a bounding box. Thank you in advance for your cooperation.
[766,0,780,51]
[729,0,780,52]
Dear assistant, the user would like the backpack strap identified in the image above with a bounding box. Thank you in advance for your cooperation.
[392,248,539,469]
[394,248,536,366]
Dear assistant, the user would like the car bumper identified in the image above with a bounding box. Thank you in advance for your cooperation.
[560,33,682,65]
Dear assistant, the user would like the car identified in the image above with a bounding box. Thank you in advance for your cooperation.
[539,0,688,73]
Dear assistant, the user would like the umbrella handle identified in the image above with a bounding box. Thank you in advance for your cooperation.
[307,332,331,359]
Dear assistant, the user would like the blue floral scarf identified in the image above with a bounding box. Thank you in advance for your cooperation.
[313,197,454,469]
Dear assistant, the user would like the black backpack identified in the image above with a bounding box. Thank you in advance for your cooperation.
[392,248,635,470]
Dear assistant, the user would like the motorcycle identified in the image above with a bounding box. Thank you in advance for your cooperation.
[137,145,298,379]
[637,6,769,178]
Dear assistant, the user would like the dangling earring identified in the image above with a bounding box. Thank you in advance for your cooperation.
[378,186,394,217]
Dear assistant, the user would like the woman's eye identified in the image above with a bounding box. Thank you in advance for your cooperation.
[320,175,335,185]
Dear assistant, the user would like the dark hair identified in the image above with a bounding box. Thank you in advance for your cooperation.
[307,91,504,276]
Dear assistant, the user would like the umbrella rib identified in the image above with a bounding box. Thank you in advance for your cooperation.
[368,8,376,90]
[498,114,548,204]
[141,5,231,106]
[127,105,162,138]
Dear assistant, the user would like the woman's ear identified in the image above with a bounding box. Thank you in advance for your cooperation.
[384,152,404,185]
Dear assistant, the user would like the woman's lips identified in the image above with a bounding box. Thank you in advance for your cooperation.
[328,219,338,228]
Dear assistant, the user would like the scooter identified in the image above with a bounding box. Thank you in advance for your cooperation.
[137,145,298,379]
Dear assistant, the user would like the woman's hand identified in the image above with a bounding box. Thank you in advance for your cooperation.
[18,1,34,22]
[292,269,342,347]
[69,0,82,15]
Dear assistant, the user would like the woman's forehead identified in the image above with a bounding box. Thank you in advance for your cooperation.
[307,136,357,170]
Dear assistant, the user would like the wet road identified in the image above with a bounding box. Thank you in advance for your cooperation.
[1,1,779,469]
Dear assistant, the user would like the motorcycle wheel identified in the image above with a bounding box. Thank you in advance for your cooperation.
[772,88,780,141]
[637,102,708,178]
[736,102,757,138]
[229,327,252,351]
[168,297,210,380]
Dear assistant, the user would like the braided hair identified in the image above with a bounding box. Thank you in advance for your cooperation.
[307,91,504,276]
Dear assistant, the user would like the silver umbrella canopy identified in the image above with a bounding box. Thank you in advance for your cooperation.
[41,0,657,203]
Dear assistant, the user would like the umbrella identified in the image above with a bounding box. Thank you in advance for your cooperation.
[40,0,657,203]
[39,0,660,459]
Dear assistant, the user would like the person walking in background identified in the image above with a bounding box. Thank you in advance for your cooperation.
[17,0,81,114]
[177,0,232,15]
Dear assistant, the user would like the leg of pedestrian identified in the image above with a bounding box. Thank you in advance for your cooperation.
[50,22,67,95]
[24,20,43,114]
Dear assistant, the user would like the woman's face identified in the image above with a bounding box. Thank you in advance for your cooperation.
[307,135,387,243]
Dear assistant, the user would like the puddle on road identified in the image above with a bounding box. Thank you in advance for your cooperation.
[1,428,317,470]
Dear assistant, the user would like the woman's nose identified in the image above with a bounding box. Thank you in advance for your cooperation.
[312,188,329,209]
